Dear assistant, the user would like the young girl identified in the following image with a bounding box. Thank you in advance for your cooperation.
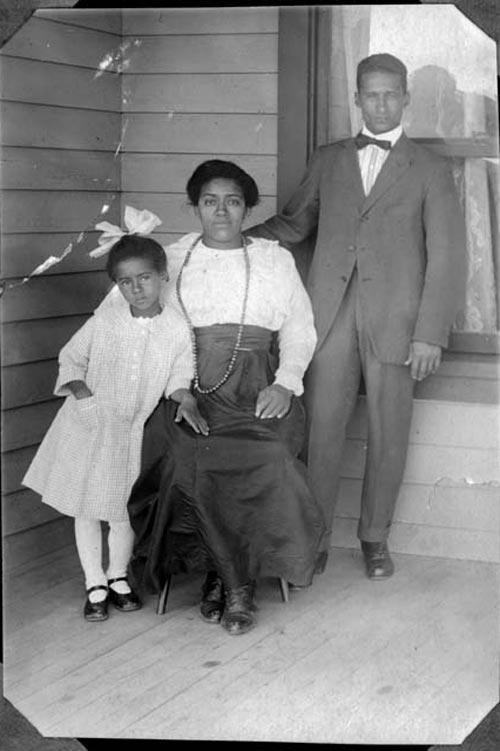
[23,211,208,622]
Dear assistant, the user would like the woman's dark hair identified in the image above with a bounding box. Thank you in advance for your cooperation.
[186,159,260,208]
[106,234,167,281]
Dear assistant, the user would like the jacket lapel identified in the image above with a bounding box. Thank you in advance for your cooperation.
[336,140,365,211]
[361,133,415,214]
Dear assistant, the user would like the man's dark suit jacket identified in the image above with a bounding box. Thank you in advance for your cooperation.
[250,133,467,363]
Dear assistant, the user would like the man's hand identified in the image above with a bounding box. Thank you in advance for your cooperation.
[405,341,442,381]
[174,393,209,435]
[255,384,293,419]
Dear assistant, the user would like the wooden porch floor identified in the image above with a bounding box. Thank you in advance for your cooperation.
[3,543,498,745]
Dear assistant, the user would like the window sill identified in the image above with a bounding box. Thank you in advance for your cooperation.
[414,351,499,404]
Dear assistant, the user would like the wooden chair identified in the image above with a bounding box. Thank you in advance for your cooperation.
[157,575,289,615]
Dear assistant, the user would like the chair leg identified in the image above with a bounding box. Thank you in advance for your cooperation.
[278,577,289,603]
[157,575,172,615]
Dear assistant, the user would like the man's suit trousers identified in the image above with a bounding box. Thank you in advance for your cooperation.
[304,268,415,543]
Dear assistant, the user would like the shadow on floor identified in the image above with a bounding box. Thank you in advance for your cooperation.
[1,692,84,750]
[430,701,500,751]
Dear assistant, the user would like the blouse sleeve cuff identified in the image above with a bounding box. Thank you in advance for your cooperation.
[54,367,88,397]
[164,377,193,399]
[273,370,304,397]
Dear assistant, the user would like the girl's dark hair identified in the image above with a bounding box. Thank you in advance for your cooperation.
[186,159,260,208]
[105,234,167,281]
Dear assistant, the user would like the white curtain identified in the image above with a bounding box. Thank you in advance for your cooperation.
[320,5,499,335]
[324,5,371,143]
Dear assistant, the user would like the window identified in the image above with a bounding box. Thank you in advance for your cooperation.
[278,5,499,353]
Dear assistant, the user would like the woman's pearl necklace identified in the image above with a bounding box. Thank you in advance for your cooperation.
[175,234,251,395]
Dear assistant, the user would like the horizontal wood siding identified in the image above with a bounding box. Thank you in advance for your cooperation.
[2,8,278,559]
[1,103,122,150]
[1,233,113,278]
[1,15,121,68]
[3,448,39,497]
[3,360,59,409]
[0,57,120,110]
[4,517,74,572]
[1,11,122,547]
[414,352,499,404]
[2,272,112,323]
[333,398,500,562]
[121,153,276,195]
[3,489,62,536]
[120,7,278,248]
[121,8,279,35]
[27,9,122,36]
[2,316,91,366]
[2,148,120,192]
[1,192,120,234]
[122,36,277,74]
[122,114,277,155]
[3,401,63,453]
[122,74,277,114]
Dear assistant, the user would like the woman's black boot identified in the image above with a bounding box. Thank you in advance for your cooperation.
[200,571,225,623]
[220,582,257,635]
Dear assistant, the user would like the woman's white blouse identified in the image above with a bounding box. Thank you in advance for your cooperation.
[99,233,318,396]
[167,234,317,395]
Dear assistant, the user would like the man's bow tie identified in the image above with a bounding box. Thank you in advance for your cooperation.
[354,133,391,151]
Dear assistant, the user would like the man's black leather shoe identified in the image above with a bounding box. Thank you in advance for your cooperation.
[361,541,394,579]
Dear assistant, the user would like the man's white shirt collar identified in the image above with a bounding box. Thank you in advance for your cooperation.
[361,124,403,147]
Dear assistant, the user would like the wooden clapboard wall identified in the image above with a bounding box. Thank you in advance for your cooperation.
[1,7,279,568]
[1,10,123,567]
[120,8,278,244]
[334,398,499,562]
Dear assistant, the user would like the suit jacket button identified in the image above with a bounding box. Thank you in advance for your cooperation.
[347,245,355,252]
[341,275,348,282]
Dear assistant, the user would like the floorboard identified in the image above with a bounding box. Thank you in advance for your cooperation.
[3,544,498,745]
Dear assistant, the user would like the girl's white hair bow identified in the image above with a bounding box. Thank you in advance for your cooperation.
[89,205,162,258]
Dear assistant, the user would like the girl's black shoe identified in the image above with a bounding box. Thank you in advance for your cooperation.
[84,585,109,622]
[107,577,142,612]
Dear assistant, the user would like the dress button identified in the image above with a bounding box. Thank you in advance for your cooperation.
[348,245,355,252]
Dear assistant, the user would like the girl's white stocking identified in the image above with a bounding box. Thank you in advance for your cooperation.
[107,520,135,594]
[74,518,107,602]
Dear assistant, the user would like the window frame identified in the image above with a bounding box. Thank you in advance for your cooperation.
[277,7,500,355]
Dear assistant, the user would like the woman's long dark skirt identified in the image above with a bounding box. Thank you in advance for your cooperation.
[128,324,327,593]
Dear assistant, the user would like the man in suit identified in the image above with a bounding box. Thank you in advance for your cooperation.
[248,53,466,579]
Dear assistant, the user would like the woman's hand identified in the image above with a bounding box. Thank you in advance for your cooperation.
[174,393,209,435]
[255,384,293,419]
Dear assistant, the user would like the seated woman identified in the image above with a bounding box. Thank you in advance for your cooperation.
[127,160,327,635]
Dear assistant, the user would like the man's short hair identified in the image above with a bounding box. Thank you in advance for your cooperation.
[356,53,408,92]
